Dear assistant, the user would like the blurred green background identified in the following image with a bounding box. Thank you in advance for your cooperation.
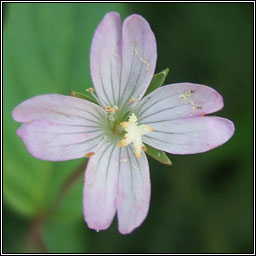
[3,3,253,253]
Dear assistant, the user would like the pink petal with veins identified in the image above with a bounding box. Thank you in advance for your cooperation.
[137,83,224,124]
[90,12,157,107]
[143,116,235,154]
[117,147,151,234]
[13,94,105,161]
[83,141,119,231]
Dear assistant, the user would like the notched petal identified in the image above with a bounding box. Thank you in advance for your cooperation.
[143,116,235,155]
[90,12,122,106]
[17,120,103,161]
[12,94,106,161]
[117,147,151,234]
[83,142,120,231]
[119,14,157,106]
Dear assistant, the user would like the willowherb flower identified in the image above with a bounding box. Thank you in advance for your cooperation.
[12,12,235,234]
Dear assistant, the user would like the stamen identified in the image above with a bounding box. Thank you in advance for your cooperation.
[86,87,104,106]
[112,105,119,113]
[130,97,136,104]
[142,145,147,152]
[86,87,95,93]
[105,105,119,114]
[105,106,112,113]
[85,152,95,158]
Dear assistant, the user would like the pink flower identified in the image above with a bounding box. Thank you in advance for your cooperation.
[12,12,235,234]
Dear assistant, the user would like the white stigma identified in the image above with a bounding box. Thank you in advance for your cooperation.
[118,113,154,158]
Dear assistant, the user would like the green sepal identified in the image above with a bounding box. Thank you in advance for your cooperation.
[70,90,99,105]
[144,68,170,96]
[145,143,172,166]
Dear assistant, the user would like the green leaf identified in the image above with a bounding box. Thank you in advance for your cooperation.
[145,144,172,166]
[144,68,170,96]
[3,3,129,218]
[70,90,99,105]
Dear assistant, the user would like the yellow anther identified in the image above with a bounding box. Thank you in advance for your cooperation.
[105,106,112,113]
[105,105,119,114]
[130,98,136,104]
[85,152,95,158]
[86,87,95,93]
[142,145,147,152]
[112,105,119,113]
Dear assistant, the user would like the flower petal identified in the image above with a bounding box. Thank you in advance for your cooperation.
[90,12,122,106]
[12,94,105,125]
[142,116,235,154]
[136,83,224,123]
[83,141,120,231]
[90,13,157,108]
[12,94,105,161]
[117,146,151,234]
[119,14,157,107]
[16,121,103,161]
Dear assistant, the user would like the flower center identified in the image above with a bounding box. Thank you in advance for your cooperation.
[118,113,154,158]
[102,105,127,141]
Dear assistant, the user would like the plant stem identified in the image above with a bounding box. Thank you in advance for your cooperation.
[27,160,88,253]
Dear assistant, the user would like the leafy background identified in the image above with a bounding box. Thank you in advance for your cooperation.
[3,3,253,253]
